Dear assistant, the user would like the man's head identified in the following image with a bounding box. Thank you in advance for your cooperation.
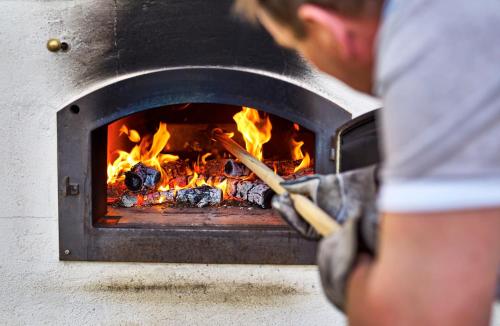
[234,0,384,93]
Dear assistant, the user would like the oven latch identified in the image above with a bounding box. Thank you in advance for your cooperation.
[63,176,80,196]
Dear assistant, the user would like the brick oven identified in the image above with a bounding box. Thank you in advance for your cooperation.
[57,0,378,264]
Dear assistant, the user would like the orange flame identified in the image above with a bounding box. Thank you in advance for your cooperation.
[119,124,141,143]
[273,161,278,174]
[107,122,179,186]
[215,179,228,194]
[233,107,272,161]
[108,108,313,204]
[108,122,231,197]
[201,153,212,165]
[290,136,311,173]
[290,139,305,161]
[294,153,311,173]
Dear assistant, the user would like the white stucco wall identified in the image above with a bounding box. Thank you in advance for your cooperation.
[0,1,497,325]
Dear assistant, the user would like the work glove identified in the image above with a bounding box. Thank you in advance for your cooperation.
[271,165,379,311]
[271,165,379,241]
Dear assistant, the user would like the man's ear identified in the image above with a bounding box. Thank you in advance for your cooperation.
[297,4,355,60]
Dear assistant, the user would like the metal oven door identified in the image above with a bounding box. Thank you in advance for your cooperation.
[334,109,381,173]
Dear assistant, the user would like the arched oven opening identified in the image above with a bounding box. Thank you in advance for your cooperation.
[58,68,351,264]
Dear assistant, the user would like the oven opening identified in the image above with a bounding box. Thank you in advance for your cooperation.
[93,103,315,229]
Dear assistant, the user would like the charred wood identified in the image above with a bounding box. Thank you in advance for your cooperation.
[223,159,310,178]
[226,179,274,208]
[202,158,228,176]
[282,168,315,180]
[125,163,161,192]
[176,186,223,208]
[142,190,176,205]
[168,176,188,189]
[107,183,127,198]
[263,160,300,176]
[118,194,138,208]
[162,160,190,179]
[224,159,250,177]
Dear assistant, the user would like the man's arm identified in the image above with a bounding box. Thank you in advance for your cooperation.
[346,209,500,326]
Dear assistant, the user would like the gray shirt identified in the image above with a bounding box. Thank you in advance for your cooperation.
[376,0,500,212]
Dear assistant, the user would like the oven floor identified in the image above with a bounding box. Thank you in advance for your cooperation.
[97,206,288,229]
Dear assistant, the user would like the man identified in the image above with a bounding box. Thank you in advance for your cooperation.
[234,0,500,325]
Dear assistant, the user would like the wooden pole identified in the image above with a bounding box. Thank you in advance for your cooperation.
[213,129,339,236]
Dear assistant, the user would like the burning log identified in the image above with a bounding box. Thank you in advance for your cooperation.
[263,160,302,176]
[224,159,310,178]
[107,182,127,198]
[168,176,188,189]
[125,163,161,192]
[163,160,190,179]
[282,168,315,180]
[213,129,339,236]
[142,190,176,205]
[224,159,250,177]
[226,179,274,208]
[200,158,232,176]
[176,186,223,208]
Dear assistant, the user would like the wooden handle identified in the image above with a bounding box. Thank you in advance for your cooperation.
[213,130,339,236]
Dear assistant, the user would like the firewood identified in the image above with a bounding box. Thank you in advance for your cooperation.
[107,183,127,198]
[224,159,311,178]
[124,163,161,192]
[224,159,250,177]
[201,158,228,176]
[168,176,188,189]
[142,190,176,205]
[118,194,138,208]
[263,160,302,176]
[213,129,338,236]
[247,183,274,209]
[176,186,223,208]
[226,179,274,208]
[282,168,315,180]
[162,160,190,179]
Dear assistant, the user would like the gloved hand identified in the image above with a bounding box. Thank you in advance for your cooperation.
[271,165,379,240]
[317,211,377,311]
[271,165,379,312]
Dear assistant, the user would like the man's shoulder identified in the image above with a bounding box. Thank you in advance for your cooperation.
[379,0,500,48]
[376,0,500,93]
[374,0,500,206]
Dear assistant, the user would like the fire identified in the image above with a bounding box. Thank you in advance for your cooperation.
[201,153,212,165]
[107,122,179,186]
[185,172,199,189]
[107,107,314,207]
[290,137,311,173]
[233,107,272,161]
[119,124,141,143]
[215,179,228,194]
[294,153,311,173]
[290,139,305,161]
[108,122,231,197]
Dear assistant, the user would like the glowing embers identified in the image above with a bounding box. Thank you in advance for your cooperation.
[106,106,314,209]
